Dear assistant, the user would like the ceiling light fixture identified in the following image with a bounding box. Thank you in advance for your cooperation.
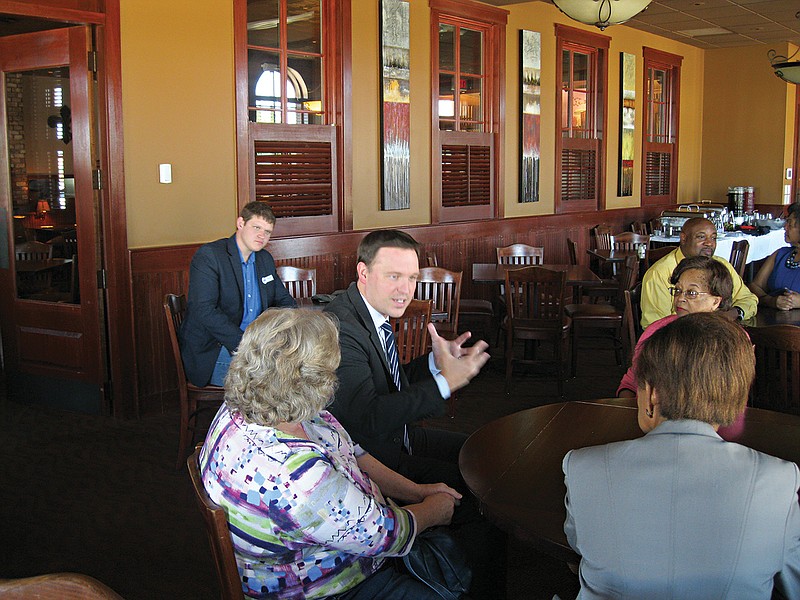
[552,0,652,30]
[768,12,800,85]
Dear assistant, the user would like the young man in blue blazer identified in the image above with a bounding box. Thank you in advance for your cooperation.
[179,202,295,387]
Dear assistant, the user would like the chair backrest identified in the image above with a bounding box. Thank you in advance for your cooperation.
[566,238,578,266]
[390,299,432,364]
[416,267,462,330]
[276,266,317,299]
[496,244,544,265]
[15,240,53,261]
[591,225,613,250]
[504,266,567,325]
[622,283,642,366]
[0,573,125,599]
[729,239,749,278]
[612,231,650,252]
[647,245,674,268]
[745,325,800,416]
[630,221,649,235]
[187,446,244,600]
[163,294,189,385]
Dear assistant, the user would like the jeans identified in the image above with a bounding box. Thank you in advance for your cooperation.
[336,560,441,600]
[210,346,232,387]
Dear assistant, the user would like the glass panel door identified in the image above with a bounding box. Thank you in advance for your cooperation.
[7,66,79,302]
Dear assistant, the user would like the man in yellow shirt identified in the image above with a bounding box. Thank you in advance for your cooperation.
[640,217,757,328]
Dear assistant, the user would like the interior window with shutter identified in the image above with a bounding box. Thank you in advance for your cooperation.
[430,0,506,223]
[235,0,350,235]
[555,25,609,214]
[642,47,681,206]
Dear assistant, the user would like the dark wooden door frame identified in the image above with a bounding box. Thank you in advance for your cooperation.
[0,0,137,418]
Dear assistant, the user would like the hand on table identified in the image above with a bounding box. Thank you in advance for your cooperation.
[775,290,800,311]
[428,323,490,393]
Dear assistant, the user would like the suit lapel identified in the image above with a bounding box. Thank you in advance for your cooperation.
[226,235,245,302]
[346,284,395,383]
[254,251,270,309]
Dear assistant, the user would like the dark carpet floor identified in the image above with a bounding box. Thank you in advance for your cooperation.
[0,336,625,599]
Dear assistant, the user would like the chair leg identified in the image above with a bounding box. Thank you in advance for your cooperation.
[176,393,191,471]
[571,324,580,377]
[505,332,514,393]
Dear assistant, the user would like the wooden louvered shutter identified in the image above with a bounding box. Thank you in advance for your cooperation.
[436,130,494,222]
[441,144,491,208]
[249,125,338,235]
[644,147,672,198]
[557,136,601,212]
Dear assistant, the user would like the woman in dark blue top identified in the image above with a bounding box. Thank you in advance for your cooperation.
[750,202,800,310]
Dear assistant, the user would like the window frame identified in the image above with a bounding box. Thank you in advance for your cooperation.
[430,0,507,224]
[641,46,682,206]
[554,24,609,215]
[234,0,352,235]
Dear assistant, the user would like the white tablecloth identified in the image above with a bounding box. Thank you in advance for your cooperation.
[650,228,786,265]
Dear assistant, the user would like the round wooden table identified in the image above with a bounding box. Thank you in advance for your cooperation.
[458,398,800,563]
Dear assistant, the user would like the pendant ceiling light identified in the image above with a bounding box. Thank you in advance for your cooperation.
[768,13,800,85]
[552,0,652,30]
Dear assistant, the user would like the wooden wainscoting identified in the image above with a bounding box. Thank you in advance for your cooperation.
[130,208,659,415]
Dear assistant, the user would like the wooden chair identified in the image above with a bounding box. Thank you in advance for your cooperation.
[745,325,800,416]
[276,265,317,299]
[622,283,642,367]
[496,243,544,265]
[426,250,494,343]
[390,299,432,364]
[591,225,613,250]
[163,294,225,470]
[631,221,649,235]
[0,573,125,599]
[647,245,675,268]
[15,240,53,261]
[15,240,55,296]
[503,266,570,396]
[565,254,638,376]
[187,445,243,600]
[611,231,649,253]
[416,267,462,340]
[729,239,749,278]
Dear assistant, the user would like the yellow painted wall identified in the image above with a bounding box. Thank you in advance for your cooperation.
[120,0,236,248]
[120,0,708,248]
[701,44,794,205]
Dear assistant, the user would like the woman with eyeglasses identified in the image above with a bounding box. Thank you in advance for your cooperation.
[617,255,733,398]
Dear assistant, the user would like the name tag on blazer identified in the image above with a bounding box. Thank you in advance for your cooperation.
[261,275,274,284]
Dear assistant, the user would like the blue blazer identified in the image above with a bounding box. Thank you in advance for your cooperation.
[563,419,800,599]
[179,234,295,387]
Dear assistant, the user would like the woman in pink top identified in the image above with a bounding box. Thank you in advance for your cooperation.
[617,256,734,397]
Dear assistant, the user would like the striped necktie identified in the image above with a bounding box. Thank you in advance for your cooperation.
[381,320,412,454]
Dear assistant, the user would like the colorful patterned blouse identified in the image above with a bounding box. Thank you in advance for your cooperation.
[200,405,417,599]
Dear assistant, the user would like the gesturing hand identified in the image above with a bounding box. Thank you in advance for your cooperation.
[428,323,490,393]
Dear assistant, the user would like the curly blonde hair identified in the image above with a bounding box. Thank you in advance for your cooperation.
[224,308,340,426]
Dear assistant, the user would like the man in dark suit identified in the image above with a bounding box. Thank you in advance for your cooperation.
[325,229,489,486]
[180,202,295,387]
[325,229,505,598]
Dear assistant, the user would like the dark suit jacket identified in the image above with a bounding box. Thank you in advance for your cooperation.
[179,234,295,387]
[324,283,446,469]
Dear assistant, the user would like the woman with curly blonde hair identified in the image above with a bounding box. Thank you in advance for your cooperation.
[200,308,462,599]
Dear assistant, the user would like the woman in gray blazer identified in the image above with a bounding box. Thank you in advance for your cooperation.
[563,312,800,599]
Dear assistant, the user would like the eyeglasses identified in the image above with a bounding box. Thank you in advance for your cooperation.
[669,287,713,300]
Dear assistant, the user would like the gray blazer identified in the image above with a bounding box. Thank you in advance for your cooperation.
[563,419,800,599]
